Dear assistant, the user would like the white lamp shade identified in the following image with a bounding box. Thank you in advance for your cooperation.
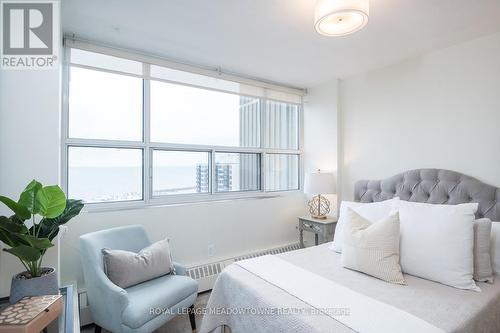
[314,0,369,36]
[304,172,336,195]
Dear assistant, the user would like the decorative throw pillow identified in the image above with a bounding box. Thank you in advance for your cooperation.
[331,198,400,253]
[341,208,406,285]
[398,201,479,291]
[473,218,494,283]
[102,238,175,288]
[491,222,500,275]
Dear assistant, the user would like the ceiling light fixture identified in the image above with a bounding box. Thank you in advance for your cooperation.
[314,0,369,36]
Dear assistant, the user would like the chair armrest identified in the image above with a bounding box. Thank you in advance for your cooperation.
[174,262,187,276]
[87,268,129,331]
[95,269,129,304]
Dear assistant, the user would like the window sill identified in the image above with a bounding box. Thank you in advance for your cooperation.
[81,190,304,213]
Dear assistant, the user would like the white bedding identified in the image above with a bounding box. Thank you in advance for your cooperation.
[200,244,500,333]
[236,255,443,333]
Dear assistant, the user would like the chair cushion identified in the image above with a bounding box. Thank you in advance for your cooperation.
[122,274,198,329]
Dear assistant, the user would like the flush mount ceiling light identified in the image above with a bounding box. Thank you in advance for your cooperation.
[314,0,369,36]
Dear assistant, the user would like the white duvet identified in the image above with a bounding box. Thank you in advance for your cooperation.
[235,255,443,333]
[199,244,500,333]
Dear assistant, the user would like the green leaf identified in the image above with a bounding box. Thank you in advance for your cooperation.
[18,180,42,215]
[35,186,67,218]
[0,216,28,234]
[36,199,84,241]
[0,229,15,247]
[0,229,30,248]
[0,196,31,220]
[9,214,27,225]
[0,216,30,248]
[24,235,53,250]
[3,245,41,262]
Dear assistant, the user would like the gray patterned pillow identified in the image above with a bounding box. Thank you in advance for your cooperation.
[102,238,175,288]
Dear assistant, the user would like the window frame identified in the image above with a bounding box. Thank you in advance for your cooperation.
[61,46,304,211]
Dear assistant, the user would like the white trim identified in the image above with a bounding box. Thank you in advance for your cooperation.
[299,103,305,190]
[210,149,216,195]
[65,138,301,154]
[82,190,301,213]
[64,36,306,98]
[143,63,152,204]
[60,47,70,196]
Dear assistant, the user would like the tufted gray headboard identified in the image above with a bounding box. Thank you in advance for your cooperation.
[354,169,500,221]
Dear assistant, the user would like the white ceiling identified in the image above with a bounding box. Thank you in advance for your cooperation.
[62,0,500,88]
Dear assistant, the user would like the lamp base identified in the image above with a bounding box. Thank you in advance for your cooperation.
[307,194,331,219]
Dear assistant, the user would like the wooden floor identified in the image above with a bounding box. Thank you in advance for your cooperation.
[81,291,210,333]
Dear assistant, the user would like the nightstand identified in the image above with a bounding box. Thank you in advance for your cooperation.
[298,216,337,248]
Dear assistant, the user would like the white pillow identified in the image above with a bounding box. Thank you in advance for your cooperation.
[342,208,406,285]
[473,218,494,283]
[491,222,500,275]
[331,198,400,253]
[399,201,479,291]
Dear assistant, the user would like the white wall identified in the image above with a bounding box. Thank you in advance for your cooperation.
[339,31,500,200]
[304,80,338,175]
[60,194,306,287]
[0,68,62,296]
[303,80,340,213]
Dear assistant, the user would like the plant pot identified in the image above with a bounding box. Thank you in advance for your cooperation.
[9,267,59,304]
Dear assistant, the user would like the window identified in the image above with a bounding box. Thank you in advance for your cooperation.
[263,101,299,149]
[265,154,299,191]
[63,45,303,207]
[214,153,261,192]
[150,81,260,147]
[153,150,209,196]
[69,67,143,141]
[67,147,143,203]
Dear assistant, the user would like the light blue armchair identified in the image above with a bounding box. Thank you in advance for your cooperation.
[80,225,198,333]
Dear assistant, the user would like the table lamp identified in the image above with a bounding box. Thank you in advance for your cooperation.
[304,170,336,219]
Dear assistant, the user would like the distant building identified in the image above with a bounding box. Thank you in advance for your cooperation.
[215,164,232,192]
[196,164,232,192]
[196,165,210,193]
[239,96,261,191]
[239,96,299,191]
[196,97,298,193]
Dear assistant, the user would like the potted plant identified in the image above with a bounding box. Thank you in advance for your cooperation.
[0,180,84,303]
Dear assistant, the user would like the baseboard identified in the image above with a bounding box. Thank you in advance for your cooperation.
[185,242,301,292]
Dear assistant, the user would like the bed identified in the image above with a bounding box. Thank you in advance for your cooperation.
[200,169,500,333]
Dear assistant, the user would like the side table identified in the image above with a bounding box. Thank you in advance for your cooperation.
[298,215,337,247]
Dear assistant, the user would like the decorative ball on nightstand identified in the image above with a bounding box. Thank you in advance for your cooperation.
[304,170,336,219]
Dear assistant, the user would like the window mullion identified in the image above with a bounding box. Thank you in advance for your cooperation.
[61,47,71,195]
[143,63,152,203]
[261,152,266,192]
[260,99,267,192]
[210,149,216,195]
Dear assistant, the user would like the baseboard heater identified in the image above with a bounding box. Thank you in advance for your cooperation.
[186,242,301,292]
[78,242,301,326]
